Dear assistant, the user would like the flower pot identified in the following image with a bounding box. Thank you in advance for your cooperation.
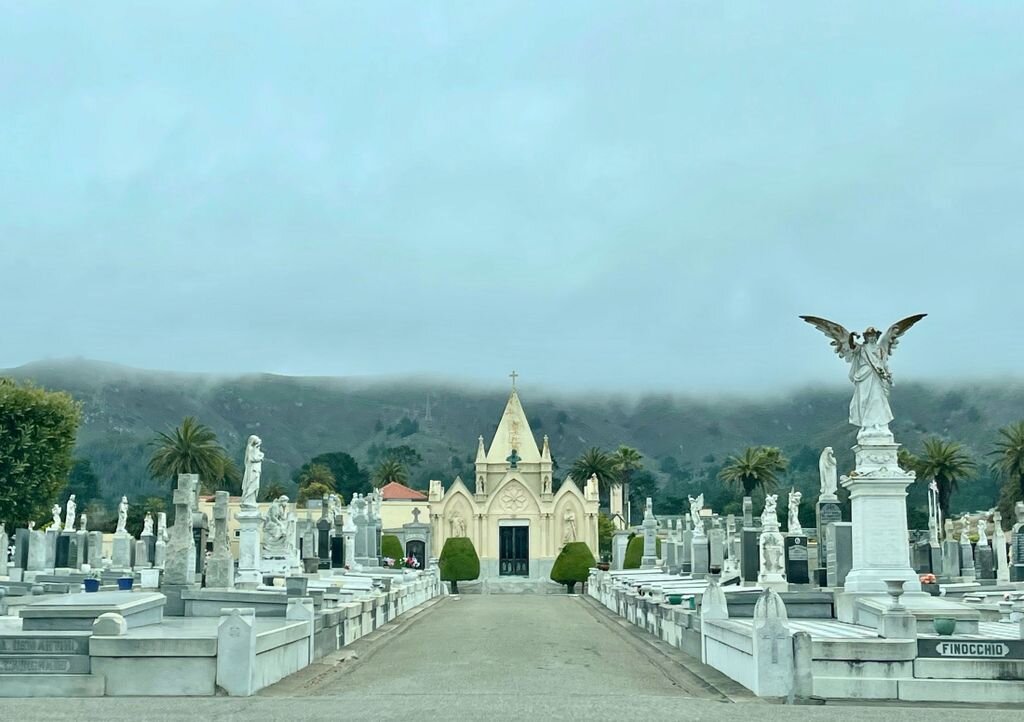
[83,578,101,593]
[302,558,319,574]
[933,618,957,636]
[117,577,133,591]
[667,594,683,605]
[596,562,610,572]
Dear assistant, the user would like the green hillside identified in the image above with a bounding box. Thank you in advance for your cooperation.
[4,359,1021,523]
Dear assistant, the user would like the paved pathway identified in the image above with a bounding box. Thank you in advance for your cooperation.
[6,595,1024,720]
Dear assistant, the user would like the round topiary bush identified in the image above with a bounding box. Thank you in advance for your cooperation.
[439,537,480,593]
[623,534,661,569]
[550,542,596,594]
[381,534,404,562]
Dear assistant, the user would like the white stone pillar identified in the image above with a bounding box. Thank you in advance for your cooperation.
[994,512,1010,583]
[840,438,921,594]
[235,509,261,588]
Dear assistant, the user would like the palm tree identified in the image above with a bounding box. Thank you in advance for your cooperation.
[717,446,788,498]
[372,459,407,488]
[991,421,1024,518]
[147,417,231,490]
[570,447,619,493]
[297,463,336,493]
[908,438,975,519]
[612,446,643,523]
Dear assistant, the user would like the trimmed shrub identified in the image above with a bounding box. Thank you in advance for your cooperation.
[550,542,596,593]
[623,534,661,569]
[439,537,480,593]
[381,534,404,561]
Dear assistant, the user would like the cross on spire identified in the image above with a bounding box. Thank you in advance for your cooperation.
[509,370,519,389]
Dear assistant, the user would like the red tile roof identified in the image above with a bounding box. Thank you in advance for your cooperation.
[380,482,428,501]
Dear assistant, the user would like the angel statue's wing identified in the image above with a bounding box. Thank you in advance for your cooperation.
[799,315,855,359]
[879,314,927,358]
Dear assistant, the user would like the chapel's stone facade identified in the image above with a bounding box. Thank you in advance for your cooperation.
[429,389,600,580]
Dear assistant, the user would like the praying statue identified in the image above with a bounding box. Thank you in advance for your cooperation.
[65,494,77,531]
[818,447,838,500]
[800,314,927,438]
[79,513,88,532]
[116,496,129,534]
[787,488,803,535]
[977,518,989,546]
[51,504,62,531]
[241,435,265,508]
[142,512,154,536]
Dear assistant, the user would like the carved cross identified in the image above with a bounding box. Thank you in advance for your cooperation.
[411,507,421,524]
[509,370,519,389]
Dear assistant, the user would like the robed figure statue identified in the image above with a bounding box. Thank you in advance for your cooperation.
[800,314,926,438]
[241,435,264,509]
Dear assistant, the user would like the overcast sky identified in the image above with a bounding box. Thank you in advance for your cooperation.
[2,2,1022,393]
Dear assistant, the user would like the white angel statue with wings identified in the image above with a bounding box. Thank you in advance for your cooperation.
[800,314,926,437]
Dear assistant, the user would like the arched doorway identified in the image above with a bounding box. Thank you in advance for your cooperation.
[406,539,426,568]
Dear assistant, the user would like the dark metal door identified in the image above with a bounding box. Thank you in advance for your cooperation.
[499,526,529,576]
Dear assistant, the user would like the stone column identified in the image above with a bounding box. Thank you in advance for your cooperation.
[611,530,630,570]
[640,499,658,569]
[691,526,709,578]
[839,436,920,594]
[235,508,262,588]
[342,513,357,569]
[0,525,7,577]
[207,491,235,589]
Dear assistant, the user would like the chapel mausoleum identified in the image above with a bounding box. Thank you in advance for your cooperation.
[428,387,600,582]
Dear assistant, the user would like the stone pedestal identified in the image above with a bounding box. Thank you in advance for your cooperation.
[816,499,843,570]
[154,539,167,569]
[680,526,693,574]
[44,529,59,569]
[342,528,357,569]
[111,532,134,570]
[758,527,787,591]
[785,535,810,585]
[839,437,921,594]
[235,509,262,589]
[690,533,709,577]
[611,530,630,571]
[26,530,48,572]
[87,531,104,567]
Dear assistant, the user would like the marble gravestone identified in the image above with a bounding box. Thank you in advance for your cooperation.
[679,518,693,574]
[785,536,810,585]
[708,521,725,571]
[0,524,7,576]
[825,522,852,588]
[206,491,235,589]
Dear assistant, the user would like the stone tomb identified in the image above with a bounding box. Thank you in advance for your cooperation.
[19,591,166,631]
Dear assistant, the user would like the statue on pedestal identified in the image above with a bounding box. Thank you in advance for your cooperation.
[51,504,62,531]
[563,509,577,543]
[761,494,779,530]
[800,314,927,440]
[262,496,290,556]
[241,435,264,508]
[142,512,154,536]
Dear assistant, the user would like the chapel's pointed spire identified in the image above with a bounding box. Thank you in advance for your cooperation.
[541,435,551,461]
[475,435,486,463]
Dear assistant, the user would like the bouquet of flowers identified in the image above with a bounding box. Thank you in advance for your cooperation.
[382,557,395,568]
[404,556,421,569]
[919,573,936,584]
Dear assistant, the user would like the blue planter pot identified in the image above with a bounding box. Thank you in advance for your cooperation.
[83,578,101,593]
[117,577,134,591]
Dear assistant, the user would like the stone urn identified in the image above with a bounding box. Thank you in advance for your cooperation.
[933,618,957,636]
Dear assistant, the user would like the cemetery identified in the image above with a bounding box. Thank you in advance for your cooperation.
[2,315,1024,707]
[586,315,1024,703]
[0,467,442,697]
